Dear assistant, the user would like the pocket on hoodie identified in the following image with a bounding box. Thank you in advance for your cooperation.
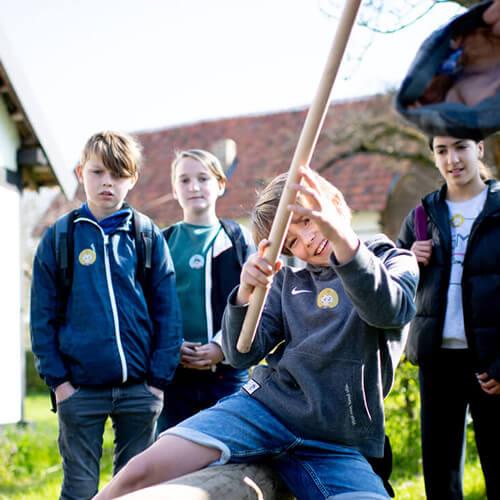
[276,350,373,433]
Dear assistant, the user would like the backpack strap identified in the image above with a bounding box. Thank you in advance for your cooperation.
[162,224,175,243]
[219,218,246,267]
[162,219,247,267]
[414,204,428,241]
[133,210,154,307]
[50,209,78,414]
[53,210,78,326]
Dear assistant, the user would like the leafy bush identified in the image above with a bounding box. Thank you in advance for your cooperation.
[25,350,46,394]
[385,357,421,479]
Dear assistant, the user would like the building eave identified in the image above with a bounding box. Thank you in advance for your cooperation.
[0,29,77,197]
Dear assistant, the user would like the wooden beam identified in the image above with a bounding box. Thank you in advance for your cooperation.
[112,463,294,500]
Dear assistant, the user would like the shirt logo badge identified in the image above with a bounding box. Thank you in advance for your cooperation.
[291,287,312,296]
[78,248,96,266]
[317,288,339,309]
[189,254,204,269]
[451,214,464,228]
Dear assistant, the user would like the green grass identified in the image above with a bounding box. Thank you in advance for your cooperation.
[0,394,113,500]
[0,392,486,499]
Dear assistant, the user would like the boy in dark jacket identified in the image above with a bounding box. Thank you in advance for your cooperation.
[30,131,182,500]
[93,166,418,500]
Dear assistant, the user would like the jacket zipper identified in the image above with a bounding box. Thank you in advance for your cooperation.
[205,243,214,343]
[76,215,129,383]
[425,203,452,335]
[102,233,128,383]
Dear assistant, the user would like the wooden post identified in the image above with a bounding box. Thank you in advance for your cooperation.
[237,0,362,352]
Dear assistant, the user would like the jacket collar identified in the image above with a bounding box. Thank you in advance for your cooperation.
[78,202,134,234]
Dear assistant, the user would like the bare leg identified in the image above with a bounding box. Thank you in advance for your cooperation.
[93,435,221,500]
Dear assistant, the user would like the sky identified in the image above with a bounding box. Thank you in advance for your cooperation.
[0,0,465,174]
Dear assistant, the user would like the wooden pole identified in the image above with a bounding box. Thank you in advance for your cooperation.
[236,0,362,353]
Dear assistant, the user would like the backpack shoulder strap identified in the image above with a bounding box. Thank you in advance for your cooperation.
[162,224,175,243]
[414,204,428,241]
[133,210,154,302]
[53,210,78,325]
[219,218,246,267]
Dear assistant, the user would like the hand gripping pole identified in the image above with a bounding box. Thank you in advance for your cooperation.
[236,0,362,353]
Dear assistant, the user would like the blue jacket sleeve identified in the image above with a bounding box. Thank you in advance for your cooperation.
[146,226,182,390]
[30,226,69,390]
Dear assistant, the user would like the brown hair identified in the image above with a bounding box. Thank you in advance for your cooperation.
[81,131,143,178]
[170,149,226,189]
[252,170,351,256]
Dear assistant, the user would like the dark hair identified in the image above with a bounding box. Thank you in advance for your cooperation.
[428,136,494,181]
[428,134,483,151]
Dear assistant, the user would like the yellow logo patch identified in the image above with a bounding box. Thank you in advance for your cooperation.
[78,248,96,266]
[451,214,464,228]
[317,288,339,309]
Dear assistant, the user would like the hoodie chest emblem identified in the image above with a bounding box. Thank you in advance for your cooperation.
[78,248,96,266]
[317,288,339,309]
[189,254,204,270]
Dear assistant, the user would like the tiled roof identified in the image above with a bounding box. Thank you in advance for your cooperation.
[34,94,407,235]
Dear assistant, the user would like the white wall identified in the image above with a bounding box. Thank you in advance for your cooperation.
[0,95,19,171]
[0,98,23,425]
[353,211,382,241]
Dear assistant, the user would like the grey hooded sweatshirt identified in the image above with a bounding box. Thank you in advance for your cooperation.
[222,235,418,458]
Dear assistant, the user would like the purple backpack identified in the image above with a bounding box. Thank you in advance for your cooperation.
[414,205,428,240]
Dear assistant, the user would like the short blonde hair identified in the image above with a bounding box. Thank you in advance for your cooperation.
[171,149,226,188]
[252,170,351,256]
[81,131,142,178]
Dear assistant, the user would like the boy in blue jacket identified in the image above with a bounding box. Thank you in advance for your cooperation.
[30,131,182,500]
[93,166,418,500]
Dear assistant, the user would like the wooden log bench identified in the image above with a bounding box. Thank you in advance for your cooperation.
[114,463,294,500]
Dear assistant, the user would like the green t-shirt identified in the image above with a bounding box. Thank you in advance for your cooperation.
[168,222,222,344]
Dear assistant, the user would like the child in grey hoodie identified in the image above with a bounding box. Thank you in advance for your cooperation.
[94,166,418,500]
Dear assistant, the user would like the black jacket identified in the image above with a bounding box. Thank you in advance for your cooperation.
[397,179,500,380]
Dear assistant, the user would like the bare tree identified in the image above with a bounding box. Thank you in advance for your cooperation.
[318,0,475,34]
[315,93,499,239]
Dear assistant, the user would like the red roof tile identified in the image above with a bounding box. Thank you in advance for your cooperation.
[34,94,406,235]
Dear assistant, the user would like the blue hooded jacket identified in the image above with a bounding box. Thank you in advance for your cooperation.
[30,206,182,390]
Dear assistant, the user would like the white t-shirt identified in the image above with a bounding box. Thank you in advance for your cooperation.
[442,187,488,348]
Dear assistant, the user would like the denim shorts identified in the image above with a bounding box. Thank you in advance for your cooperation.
[162,391,388,500]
